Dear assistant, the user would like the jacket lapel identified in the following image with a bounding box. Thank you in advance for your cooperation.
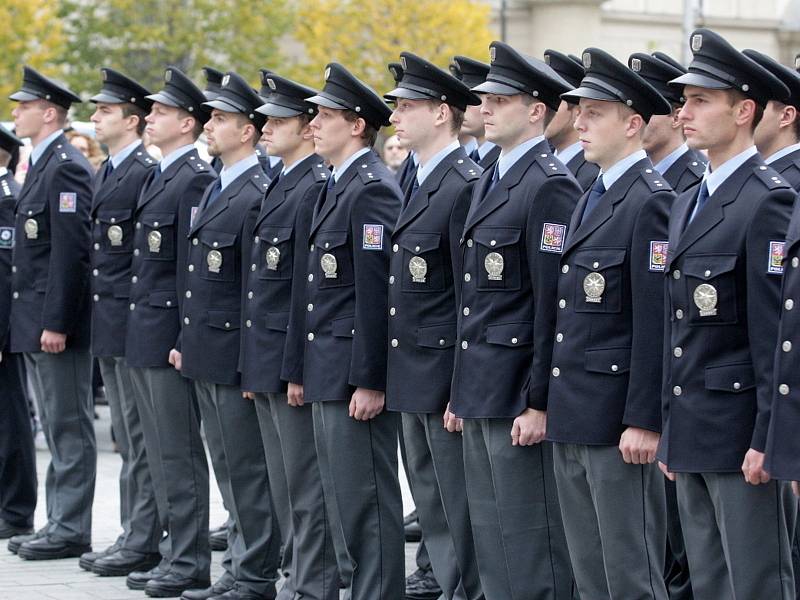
[92,143,146,213]
[394,148,459,234]
[137,150,188,210]
[309,160,359,237]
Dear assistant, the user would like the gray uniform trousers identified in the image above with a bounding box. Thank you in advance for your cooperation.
[462,419,573,600]
[255,393,339,600]
[129,365,210,579]
[552,443,668,600]
[96,356,160,554]
[402,412,483,600]
[312,401,404,600]
[193,380,280,597]
[24,348,95,544]
[676,472,796,600]
[253,394,295,599]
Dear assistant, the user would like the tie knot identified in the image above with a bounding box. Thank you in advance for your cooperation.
[592,176,606,196]
[326,175,335,191]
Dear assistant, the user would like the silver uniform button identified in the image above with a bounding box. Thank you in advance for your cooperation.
[391,339,399,347]
[463,307,470,316]
[12,292,18,299]
[552,367,560,377]
[94,243,100,250]
[250,264,256,272]
[779,384,790,396]
[389,307,396,316]
[133,248,139,256]
[166,301,171,307]
[246,320,252,327]
[464,273,471,282]
[461,341,468,350]
[254,236,259,244]
[192,238,198,245]
[592,261,599,269]
[389,275,395,284]
[783,341,792,352]
[185,291,191,298]
[673,386,682,396]
[733,382,741,391]
[308,274,313,282]
[132,276,138,283]
[793,256,799,268]
[672,270,680,279]
[675,309,684,319]
[393,244,399,253]
[556,333,563,342]
[248,291,254,299]
[674,347,683,357]
[92,269,99,276]
[11,266,15,273]
[136,222,142,230]
[466,239,473,248]
[184,317,190,325]
[93,294,99,302]
[511,337,518,344]
[307,304,314,312]
[558,299,566,309]
[307,333,315,341]
[704,269,711,277]
[224,322,230,328]
[439,339,445,346]
[561,265,569,274]
[786,299,795,310]
[188,265,195,272]
[611,364,619,372]
[129,303,135,310]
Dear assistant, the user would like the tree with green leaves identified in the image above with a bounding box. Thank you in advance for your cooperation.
[58,0,293,118]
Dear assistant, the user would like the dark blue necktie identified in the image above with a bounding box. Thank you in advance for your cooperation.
[689,180,709,224]
[481,165,500,202]
[100,159,114,183]
[469,148,481,163]
[579,176,606,226]
[404,177,420,209]
[205,179,222,208]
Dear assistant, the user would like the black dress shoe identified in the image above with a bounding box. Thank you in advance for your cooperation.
[145,572,211,598]
[79,540,121,571]
[404,518,422,543]
[182,579,234,600]
[17,536,91,560]
[92,549,161,576]
[7,527,47,554]
[210,586,268,600]
[127,565,169,590]
[405,568,442,600]
[209,528,228,551]
[0,519,33,540]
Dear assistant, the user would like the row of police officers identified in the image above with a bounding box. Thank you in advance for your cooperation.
[3,25,800,600]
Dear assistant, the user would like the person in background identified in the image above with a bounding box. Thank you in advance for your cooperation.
[382,134,407,174]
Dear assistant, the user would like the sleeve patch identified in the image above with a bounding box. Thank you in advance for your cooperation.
[59,192,77,213]
[769,241,786,275]
[649,241,669,272]
[0,227,14,249]
[362,224,384,250]
[540,223,566,253]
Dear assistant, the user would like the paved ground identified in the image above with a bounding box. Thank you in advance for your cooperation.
[0,405,418,599]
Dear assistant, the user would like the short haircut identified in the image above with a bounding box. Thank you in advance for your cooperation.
[232,112,259,147]
[422,99,465,134]
[120,103,148,136]
[342,109,379,147]
[179,107,205,140]
[725,89,764,132]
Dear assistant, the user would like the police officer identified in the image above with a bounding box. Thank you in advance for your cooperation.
[124,67,214,596]
[543,49,601,191]
[171,71,280,600]
[452,41,579,599]
[546,47,673,600]
[239,73,339,600]
[81,67,162,578]
[629,52,706,194]
[450,56,501,170]
[388,62,418,195]
[257,70,285,181]
[7,66,95,561]
[658,28,797,599]
[384,52,484,600]
[300,63,403,600]
[0,126,36,543]
[203,66,226,175]
[746,49,800,189]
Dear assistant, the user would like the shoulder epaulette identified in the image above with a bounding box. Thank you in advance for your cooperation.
[53,142,73,163]
[312,161,331,183]
[754,164,792,190]
[640,167,673,193]
[184,153,209,173]
[251,171,270,191]
[453,156,481,181]
[534,151,569,177]
[133,150,157,168]
[0,176,13,199]
[687,157,706,178]
[357,161,383,184]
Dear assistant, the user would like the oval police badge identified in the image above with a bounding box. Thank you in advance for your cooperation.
[266,246,280,271]
[409,256,427,283]
[583,272,605,303]
[321,253,338,279]
[485,252,504,281]
[24,218,38,240]
[207,250,223,273]
[148,230,162,253]
[693,283,718,316]
[107,225,123,246]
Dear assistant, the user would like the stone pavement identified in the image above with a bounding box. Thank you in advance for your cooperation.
[0,405,418,600]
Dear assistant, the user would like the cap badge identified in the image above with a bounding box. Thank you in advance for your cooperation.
[222,74,230,87]
[165,69,172,82]
[796,56,800,70]
[267,78,276,90]
[691,34,702,52]
[631,58,641,72]
[324,67,331,81]
[582,52,592,69]
[390,66,400,79]
[102,69,108,81]
[400,56,407,70]
[544,54,551,65]
[490,47,496,63]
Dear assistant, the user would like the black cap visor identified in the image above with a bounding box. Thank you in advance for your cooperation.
[256,101,303,118]
[471,79,522,96]
[669,71,731,90]
[90,92,125,104]
[306,92,349,110]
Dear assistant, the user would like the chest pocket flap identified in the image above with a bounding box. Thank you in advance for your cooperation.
[97,208,133,224]
[473,227,521,249]
[485,321,533,346]
[573,248,627,271]
[260,225,293,244]
[398,232,441,253]
[315,229,349,251]
[22,201,47,217]
[199,230,237,249]
[141,213,175,228]
[682,254,737,280]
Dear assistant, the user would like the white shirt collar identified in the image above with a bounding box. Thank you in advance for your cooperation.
[704,145,759,196]
[333,147,371,182]
[417,140,460,186]
[652,143,689,176]
[160,144,196,173]
[30,130,64,166]
[110,139,142,169]
[268,155,281,167]
[765,142,800,165]
[462,138,478,156]
[478,140,496,160]
[219,153,260,192]
[601,149,648,190]
[497,135,545,180]
[281,153,314,177]
[553,140,583,166]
